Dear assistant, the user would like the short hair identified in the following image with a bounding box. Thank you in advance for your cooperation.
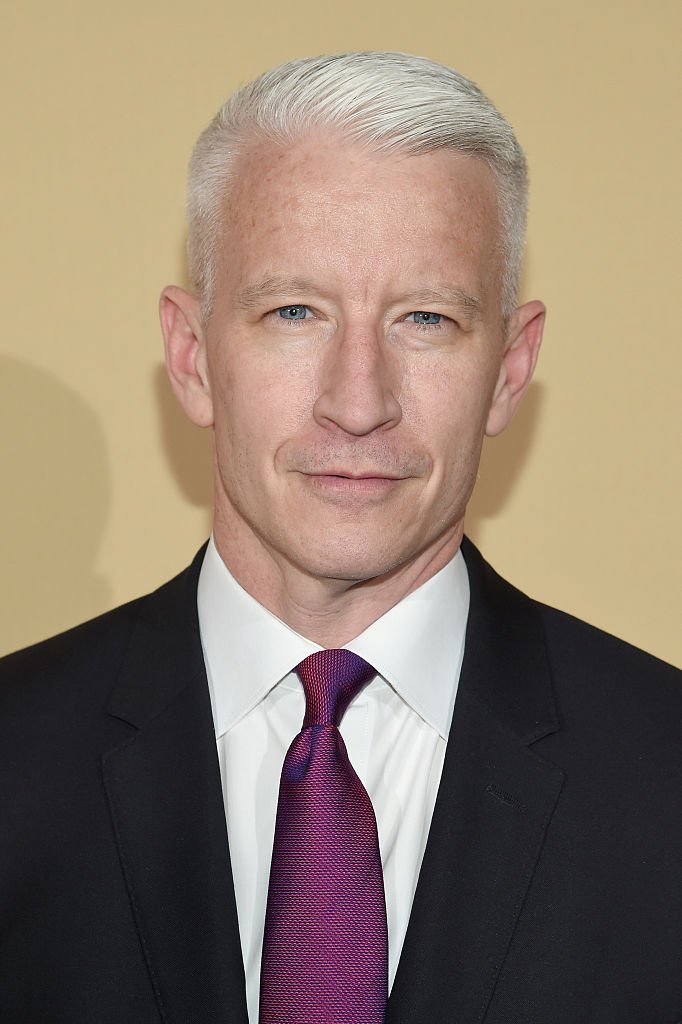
[187,52,528,319]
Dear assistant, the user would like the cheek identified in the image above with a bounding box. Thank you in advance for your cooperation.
[210,348,317,469]
[404,355,496,450]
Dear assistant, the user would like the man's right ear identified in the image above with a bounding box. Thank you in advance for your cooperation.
[159,285,214,427]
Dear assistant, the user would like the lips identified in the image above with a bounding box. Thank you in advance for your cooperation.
[307,470,405,481]
[300,472,406,498]
[286,442,431,482]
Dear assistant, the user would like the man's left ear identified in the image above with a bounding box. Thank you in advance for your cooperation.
[485,299,546,437]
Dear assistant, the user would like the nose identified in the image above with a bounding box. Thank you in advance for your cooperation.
[313,324,402,436]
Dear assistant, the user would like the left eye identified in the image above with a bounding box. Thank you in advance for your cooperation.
[408,311,442,325]
[277,305,310,320]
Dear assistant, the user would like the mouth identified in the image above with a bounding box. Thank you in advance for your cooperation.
[301,471,406,496]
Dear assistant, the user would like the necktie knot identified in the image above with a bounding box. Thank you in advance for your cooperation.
[295,649,375,727]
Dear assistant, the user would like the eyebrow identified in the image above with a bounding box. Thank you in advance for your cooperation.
[235,276,483,318]
[235,276,320,311]
[402,286,483,317]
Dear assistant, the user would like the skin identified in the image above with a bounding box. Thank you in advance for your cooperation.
[160,133,545,646]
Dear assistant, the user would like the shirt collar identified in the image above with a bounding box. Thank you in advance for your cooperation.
[345,553,469,738]
[197,536,469,740]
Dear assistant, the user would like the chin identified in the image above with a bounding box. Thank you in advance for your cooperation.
[291,538,413,586]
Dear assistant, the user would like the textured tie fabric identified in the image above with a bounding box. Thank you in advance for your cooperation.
[259,649,388,1024]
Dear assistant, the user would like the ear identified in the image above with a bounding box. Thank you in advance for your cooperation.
[485,299,546,437]
[159,285,214,427]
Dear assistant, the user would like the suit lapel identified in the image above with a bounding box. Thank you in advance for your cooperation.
[102,552,249,1023]
[387,539,565,1023]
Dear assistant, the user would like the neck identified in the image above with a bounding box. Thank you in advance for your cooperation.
[212,520,464,647]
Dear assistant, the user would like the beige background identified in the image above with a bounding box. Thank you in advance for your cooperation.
[1,0,680,665]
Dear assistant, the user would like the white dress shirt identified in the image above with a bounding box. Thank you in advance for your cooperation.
[197,537,470,1024]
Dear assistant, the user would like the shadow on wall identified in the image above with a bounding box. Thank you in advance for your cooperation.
[1,356,112,656]
[154,363,213,512]
[466,381,545,543]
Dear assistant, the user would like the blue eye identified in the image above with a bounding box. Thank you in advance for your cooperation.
[409,311,442,325]
[278,305,310,320]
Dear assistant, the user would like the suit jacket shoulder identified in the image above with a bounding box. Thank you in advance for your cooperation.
[0,546,206,719]
[462,534,680,721]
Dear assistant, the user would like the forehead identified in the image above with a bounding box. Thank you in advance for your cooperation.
[227,131,499,220]
[217,133,503,305]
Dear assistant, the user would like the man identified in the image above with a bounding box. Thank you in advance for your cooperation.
[1,52,680,1024]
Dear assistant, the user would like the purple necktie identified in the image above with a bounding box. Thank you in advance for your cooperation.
[259,649,388,1024]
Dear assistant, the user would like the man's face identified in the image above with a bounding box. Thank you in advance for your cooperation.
[177,135,536,590]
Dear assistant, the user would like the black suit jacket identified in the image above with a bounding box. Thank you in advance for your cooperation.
[1,539,681,1023]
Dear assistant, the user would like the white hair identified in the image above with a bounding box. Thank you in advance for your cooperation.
[187,52,528,318]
